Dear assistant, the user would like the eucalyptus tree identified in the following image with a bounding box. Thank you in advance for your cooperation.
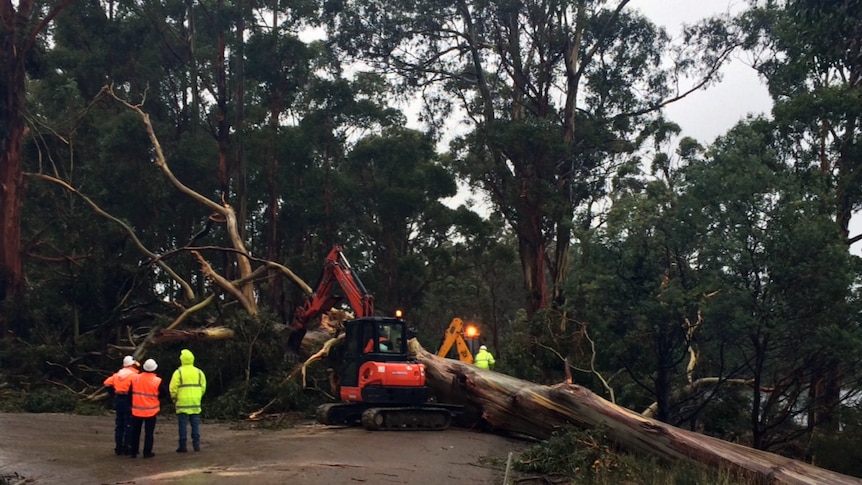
[579,131,716,423]
[1,0,74,328]
[12,0,321,350]
[321,0,741,330]
[682,119,858,451]
[244,69,414,318]
[740,0,862,435]
[7,0,210,346]
[331,127,460,314]
[581,115,860,449]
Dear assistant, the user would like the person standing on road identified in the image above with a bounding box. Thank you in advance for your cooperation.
[103,355,140,455]
[474,345,496,370]
[128,359,169,459]
[169,348,207,453]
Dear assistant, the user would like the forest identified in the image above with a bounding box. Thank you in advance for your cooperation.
[2,0,862,480]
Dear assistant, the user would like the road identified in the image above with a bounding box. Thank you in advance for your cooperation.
[0,412,528,484]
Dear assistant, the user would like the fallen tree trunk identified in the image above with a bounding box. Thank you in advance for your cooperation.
[410,342,861,485]
[150,326,235,344]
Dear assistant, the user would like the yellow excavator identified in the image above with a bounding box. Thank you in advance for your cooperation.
[437,317,480,364]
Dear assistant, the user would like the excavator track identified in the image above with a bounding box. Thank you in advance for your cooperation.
[317,402,360,426]
[360,406,452,431]
[316,402,454,431]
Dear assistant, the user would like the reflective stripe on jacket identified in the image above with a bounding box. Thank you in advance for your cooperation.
[131,372,163,417]
[104,366,139,394]
[170,349,206,415]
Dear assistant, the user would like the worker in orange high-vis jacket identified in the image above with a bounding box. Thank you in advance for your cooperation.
[103,355,140,455]
[128,359,169,458]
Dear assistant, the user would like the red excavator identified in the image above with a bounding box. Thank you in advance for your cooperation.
[286,245,456,430]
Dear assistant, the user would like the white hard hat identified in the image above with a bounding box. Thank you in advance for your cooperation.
[123,355,136,367]
[479,345,487,350]
[143,359,158,372]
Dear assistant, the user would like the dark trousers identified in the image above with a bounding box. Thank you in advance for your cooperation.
[129,415,157,456]
[113,395,132,453]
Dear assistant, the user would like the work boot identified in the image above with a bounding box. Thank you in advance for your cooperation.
[176,447,187,453]
[144,453,155,458]
[193,445,200,452]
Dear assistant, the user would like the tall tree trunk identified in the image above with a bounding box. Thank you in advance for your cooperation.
[1,0,72,334]
[187,0,198,130]
[215,3,229,200]
[751,333,767,450]
[265,22,283,320]
[517,205,547,316]
[1,0,32,335]
[813,114,857,435]
[214,0,233,281]
[233,2,247,242]
[0,71,25,308]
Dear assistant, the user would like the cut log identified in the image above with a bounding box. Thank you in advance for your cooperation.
[151,326,235,343]
[410,341,862,485]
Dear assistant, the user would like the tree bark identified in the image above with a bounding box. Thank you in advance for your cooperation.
[1,0,73,334]
[410,342,862,485]
[0,0,31,318]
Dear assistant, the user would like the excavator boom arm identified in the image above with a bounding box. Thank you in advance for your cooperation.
[437,318,474,364]
[285,246,374,353]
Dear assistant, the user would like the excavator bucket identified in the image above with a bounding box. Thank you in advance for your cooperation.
[283,327,307,361]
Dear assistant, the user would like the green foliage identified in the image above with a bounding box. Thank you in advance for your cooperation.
[493,309,586,384]
[23,388,78,413]
[809,406,862,477]
[206,375,320,421]
[516,426,629,479]
[698,389,752,443]
[0,390,28,413]
[0,339,71,386]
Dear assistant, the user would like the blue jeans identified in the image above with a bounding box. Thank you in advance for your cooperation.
[177,413,201,451]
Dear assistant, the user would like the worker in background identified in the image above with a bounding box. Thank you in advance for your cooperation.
[364,337,389,353]
[169,349,207,453]
[364,325,391,353]
[103,355,140,455]
[474,345,496,370]
[128,359,169,459]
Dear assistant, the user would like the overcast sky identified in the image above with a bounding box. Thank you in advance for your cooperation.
[633,1,862,251]
[432,1,861,249]
[630,0,773,144]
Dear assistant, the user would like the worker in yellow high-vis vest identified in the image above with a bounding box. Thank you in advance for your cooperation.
[474,345,496,370]
[169,349,207,453]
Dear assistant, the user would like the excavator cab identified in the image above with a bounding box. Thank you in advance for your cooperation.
[338,316,427,405]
